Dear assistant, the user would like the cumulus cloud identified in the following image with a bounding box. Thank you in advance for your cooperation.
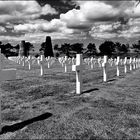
[41,4,58,15]
[125,1,140,18]
[89,22,119,39]
[13,19,66,33]
[118,17,140,39]
[78,1,120,21]
[58,0,140,40]
[13,17,89,41]
[0,30,80,44]
[91,24,113,33]
[0,1,58,23]
[60,1,120,29]
[90,32,117,39]
[0,26,6,33]
[59,0,127,39]
[1,0,140,43]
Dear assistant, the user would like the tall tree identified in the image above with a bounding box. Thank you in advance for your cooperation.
[24,42,34,57]
[40,36,54,57]
[99,40,115,56]
[20,40,26,56]
[20,40,34,57]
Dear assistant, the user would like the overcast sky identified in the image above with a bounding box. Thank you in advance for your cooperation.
[0,0,140,46]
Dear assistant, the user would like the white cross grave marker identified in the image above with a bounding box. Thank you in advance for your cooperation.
[116,56,120,76]
[18,47,22,64]
[124,57,127,74]
[129,57,132,71]
[21,56,26,67]
[63,56,69,72]
[136,58,138,69]
[26,56,32,70]
[46,56,51,68]
[90,57,94,69]
[72,54,83,94]
[98,58,102,68]
[40,55,45,76]
[72,57,75,65]
[37,57,40,65]
[102,55,108,82]
[133,58,136,70]
[138,58,140,68]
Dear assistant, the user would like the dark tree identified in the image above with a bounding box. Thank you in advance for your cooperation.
[14,44,20,50]
[2,43,14,57]
[40,36,54,57]
[60,43,71,57]
[40,42,45,54]
[10,44,20,56]
[121,43,129,53]
[35,53,40,58]
[20,40,34,57]
[114,42,130,56]
[85,43,97,56]
[24,42,34,57]
[99,40,115,56]
[132,40,140,53]
[55,52,60,58]
[54,44,59,50]
[71,43,84,54]
[20,40,26,56]
[115,42,122,55]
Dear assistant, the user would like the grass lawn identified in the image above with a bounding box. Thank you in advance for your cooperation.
[0,58,140,139]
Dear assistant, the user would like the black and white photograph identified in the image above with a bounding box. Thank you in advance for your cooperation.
[0,0,140,139]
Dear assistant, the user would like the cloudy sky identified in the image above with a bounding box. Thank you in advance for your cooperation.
[0,0,140,47]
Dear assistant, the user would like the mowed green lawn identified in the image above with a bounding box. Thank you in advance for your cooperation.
[0,58,140,139]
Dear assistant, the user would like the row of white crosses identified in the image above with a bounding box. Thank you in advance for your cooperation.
[36,55,56,76]
[11,54,140,74]
[11,54,58,76]
[11,54,76,74]
[15,55,34,70]
[8,54,140,80]
[38,55,75,75]
[72,54,140,94]
[58,56,76,72]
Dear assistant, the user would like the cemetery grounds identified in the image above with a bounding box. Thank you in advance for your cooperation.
[0,57,140,139]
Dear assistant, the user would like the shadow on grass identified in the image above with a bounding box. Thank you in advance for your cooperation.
[117,75,125,78]
[82,88,99,94]
[0,112,52,135]
[107,78,116,82]
[98,78,116,84]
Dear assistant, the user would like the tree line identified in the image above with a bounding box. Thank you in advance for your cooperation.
[0,36,140,58]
